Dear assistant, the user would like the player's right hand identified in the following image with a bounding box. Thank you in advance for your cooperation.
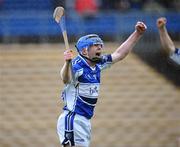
[64,49,73,61]
[157,17,167,29]
[135,21,147,35]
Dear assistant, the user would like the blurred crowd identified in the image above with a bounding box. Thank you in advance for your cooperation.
[100,0,179,12]
[52,0,180,21]
[54,0,180,16]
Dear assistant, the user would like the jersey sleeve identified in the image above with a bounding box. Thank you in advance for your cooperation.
[169,48,180,66]
[72,60,83,80]
[98,54,113,71]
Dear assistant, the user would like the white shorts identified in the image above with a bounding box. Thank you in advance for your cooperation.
[57,110,91,147]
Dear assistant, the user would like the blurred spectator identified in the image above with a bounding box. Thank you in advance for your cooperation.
[158,0,179,11]
[143,0,166,13]
[75,0,99,19]
[171,0,180,12]
[99,0,178,12]
[100,0,115,10]
[130,0,144,10]
[157,17,180,66]
[100,0,130,11]
[116,0,145,12]
[158,0,174,9]
[117,0,131,11]
[65,0,76,15]
[52,0,65,9]
[0,0,4,9]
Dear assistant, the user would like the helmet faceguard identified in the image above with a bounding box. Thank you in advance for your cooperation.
[75,34,104,63]
[75,34,103,54]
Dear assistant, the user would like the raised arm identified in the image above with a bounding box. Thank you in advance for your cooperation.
[157,17,175,55]
[60,50,73,84]
[111,21,146,63]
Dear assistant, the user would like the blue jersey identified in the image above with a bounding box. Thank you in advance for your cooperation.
[61,54,113,119]
[169,48,180,65]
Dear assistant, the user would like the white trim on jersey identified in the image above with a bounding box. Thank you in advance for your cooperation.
[78,82,100,98]
[78,55,91,68]
[64,84,78,111]
[98,62,112,71]
[75,68,83,79]
[169,52,180,65]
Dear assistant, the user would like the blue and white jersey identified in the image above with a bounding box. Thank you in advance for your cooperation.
[169,48,180,66]
[61,54,113,119]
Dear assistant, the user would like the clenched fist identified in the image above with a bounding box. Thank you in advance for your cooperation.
[156,17,167,29]
[64,49,73,61]
[135,21,147,35]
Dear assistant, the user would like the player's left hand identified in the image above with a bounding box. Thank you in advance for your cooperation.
[135,21,147,35]
[156,17,167,29]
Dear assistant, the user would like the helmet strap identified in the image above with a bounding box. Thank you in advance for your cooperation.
[80,54,102,63]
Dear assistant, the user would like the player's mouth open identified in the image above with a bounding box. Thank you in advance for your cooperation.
[96,52,101,56]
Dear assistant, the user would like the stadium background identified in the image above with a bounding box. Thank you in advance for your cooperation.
[0,0,180,147]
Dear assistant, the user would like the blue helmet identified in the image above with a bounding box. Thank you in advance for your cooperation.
[75,34,103,53]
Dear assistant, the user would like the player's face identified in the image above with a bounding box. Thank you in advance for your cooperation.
[88,44,103,59]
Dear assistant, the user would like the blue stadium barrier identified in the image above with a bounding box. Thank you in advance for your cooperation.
[0,10,179,37]
[1,0,53,10]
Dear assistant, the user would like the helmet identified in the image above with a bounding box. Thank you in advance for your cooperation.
[75,34,103,53]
